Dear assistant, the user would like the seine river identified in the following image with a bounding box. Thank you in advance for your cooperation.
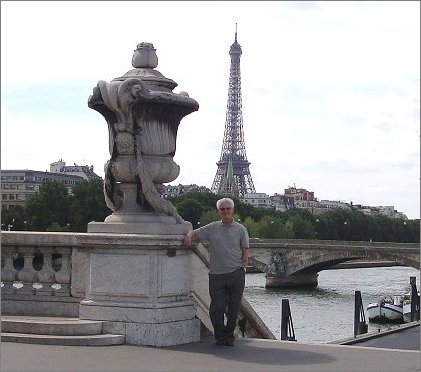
[244,266,420,344]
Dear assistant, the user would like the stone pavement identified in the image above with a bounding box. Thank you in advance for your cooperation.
[1,335,420,372]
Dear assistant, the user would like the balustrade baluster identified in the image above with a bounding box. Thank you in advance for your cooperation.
[53,250,71,284]
[16,248,38,283]
[37,249,54,283]
[1,249,17,282]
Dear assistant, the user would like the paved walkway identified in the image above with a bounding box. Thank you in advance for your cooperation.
[2,335,420,372]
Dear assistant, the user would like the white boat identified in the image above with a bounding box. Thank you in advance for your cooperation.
[366,295,404,322]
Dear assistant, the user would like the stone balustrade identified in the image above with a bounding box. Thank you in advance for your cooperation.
[1,245,72,296]
[1,232,81,317]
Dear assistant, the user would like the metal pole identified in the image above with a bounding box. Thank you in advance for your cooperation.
[280,299,296,341]
[354,291,368,336]
[410,276,420,322]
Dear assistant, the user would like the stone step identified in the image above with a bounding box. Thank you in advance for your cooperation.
[1,315,125,346]
[1,332,125,346]
[1,316,104,336]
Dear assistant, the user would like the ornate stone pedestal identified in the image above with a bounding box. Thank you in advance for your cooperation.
[82,42,200,346]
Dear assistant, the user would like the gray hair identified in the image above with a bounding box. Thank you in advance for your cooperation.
[216,198,235,209]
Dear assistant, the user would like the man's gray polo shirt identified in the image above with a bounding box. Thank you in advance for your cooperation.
[195,220,249,275]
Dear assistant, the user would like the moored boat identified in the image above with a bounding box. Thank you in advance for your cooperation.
[367,295,404,323]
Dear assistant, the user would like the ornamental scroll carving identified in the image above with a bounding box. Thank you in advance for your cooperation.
[88,43,198,224]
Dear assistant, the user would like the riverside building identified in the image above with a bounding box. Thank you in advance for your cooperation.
[1,160,100,210]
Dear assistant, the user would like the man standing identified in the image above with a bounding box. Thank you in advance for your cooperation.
[184,197,249,346]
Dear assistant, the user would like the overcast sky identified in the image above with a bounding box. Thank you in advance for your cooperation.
[1,1,420,219]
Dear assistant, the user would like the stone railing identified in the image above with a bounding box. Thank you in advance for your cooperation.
[1,232,80,317]
[2,245,72,295]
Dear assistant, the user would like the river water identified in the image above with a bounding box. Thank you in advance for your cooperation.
[244,266,420,344]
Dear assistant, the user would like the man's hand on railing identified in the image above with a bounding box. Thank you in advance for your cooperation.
[183,235,192,247]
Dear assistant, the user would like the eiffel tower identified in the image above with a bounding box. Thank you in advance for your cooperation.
[211,26,256,197]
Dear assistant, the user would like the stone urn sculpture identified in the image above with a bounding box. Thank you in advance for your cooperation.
[87,42,198,234]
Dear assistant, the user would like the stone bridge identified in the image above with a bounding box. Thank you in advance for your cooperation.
[0,231,275,343]
[248,239,420,288]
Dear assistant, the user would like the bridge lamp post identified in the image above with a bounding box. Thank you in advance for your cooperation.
[344,221,349,241]
[315,219,319,240]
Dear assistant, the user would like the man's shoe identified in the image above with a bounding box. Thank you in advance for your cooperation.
[225,338,235,346]
[216,338,225,345]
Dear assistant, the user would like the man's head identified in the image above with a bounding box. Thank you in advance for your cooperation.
[216,198,235,221]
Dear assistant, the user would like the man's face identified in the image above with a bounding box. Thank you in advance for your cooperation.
[218,202,234,220]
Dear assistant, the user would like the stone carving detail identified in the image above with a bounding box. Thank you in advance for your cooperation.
[88,43,199,223]
[267,252,287,275]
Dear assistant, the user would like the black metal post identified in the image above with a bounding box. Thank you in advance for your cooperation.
[410,276,420,322]
[354,291,368,336]
[280,299,296,341]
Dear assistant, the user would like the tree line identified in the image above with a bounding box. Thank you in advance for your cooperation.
[2,179,419,243]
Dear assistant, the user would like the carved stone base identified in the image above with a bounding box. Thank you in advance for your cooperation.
[265,273,319,288]
[78,240,200,346]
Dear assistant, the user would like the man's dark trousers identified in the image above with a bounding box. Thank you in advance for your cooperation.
[208,267,245,341]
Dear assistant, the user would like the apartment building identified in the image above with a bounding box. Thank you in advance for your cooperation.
[1,161,100,210]
[241,193,274,209]
[269,193,295,212]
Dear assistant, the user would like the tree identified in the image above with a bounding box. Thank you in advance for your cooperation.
[1,206,28,231]
[243,216,259,238]
[25,180,71,231]
[174,198,205,228]
[199,209,220,226]
[69,178,111,232]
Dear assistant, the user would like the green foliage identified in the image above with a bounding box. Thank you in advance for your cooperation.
[288,214,315,239]
[199,209,220,226]
[46,222,71,232]
[69,178,111,232]
[173,197,206,228]
[25,180,71,231]
[1,206,29,231]
[243,216,259,238]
